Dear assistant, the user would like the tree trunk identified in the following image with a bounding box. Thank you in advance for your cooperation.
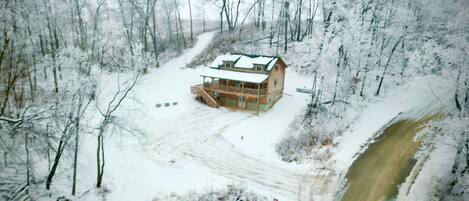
[455,65,462,111]
[46,116,74,190]
[72,96,83,195]
[360,72,367,97]
[202,2,206,32]
[72,124,79,195]
[376,36,401,96]
[46,138,64,190]
[315,4,333,61]
[296,0,302,41]
[269,0,275,47]
[220,1,225,33]
[52,65,59,94]
[332,66,340,106]
[96,131,105,188]
[446,136,464,195]
[284,2,289,53]
[188,0,193,42]
[24,131,30,190]
[464,76,468,115]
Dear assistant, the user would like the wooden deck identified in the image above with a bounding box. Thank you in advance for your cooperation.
[192,84,267,98]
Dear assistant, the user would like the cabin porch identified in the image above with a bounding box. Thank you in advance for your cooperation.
[191,77,273,114]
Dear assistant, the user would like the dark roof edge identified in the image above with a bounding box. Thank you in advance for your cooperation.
[230,52,283,59]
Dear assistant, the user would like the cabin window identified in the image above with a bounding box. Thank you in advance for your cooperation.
[255,65,264,71]
[224,62,233,68]
[274,80,278,86]
[239,96,245,102]
[274,64,279,71]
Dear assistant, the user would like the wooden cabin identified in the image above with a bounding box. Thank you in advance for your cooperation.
[191,53,287,114]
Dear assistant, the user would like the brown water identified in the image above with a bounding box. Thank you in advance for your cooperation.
[341,115,440,201]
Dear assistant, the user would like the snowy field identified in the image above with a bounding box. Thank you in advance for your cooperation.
[61,32,324,201]
[53,32,456,201]
[114,31,333,201]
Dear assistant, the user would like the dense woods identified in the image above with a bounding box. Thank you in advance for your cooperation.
[0,0,468,200]
[0,0,190,198]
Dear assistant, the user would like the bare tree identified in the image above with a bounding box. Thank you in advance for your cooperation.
[71,91,92,195]
[45,50,95,191]
[188,0,194,42]
[220,0,242,32]
[46,99,80,190]
[376,36,402,96]
[95,74,140,188]
[284,2,290,53]
[296,0,303,41]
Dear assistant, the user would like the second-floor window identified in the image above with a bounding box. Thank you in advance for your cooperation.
[224,62,233,68]
[255,65,264,71]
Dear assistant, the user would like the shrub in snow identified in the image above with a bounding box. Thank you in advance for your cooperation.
[154,184,266,201]
[276,109,339,163]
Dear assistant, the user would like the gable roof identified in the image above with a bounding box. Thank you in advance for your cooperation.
[200,68,269,83]
[234,56,273,69]
[209,54,241,68]
[266,58,279,71]
[209,53,284,71]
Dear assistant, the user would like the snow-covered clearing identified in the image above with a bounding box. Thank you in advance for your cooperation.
[67,31,335,201]
[62,32,455,201]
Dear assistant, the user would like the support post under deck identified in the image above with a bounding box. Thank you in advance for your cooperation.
[256,83,261,115]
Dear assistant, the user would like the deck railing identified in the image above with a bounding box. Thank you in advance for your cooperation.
[201,83,267,96]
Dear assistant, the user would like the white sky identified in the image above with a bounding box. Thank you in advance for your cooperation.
[106,0,322,23]
[179,0,221,21]
[179,0,265,21]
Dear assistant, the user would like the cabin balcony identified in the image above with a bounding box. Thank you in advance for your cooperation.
[191,83,267,97]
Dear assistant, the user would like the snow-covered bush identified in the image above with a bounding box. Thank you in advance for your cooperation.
[276,109,341,162]
[154,184,266,201]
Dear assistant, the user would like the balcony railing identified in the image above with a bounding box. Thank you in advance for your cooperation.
[193,83,267,96]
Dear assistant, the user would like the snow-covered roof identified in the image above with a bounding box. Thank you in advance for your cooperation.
[234,56,274,69]
[209,54,241,68]
[209,53,280,70]
[200,68,269,83]
[266,58,279,71]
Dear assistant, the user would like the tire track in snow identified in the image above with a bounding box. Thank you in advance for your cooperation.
[143,103,313,199]
[178,122,334,201]
[146,107,249,161]
[142,100,332,199]
[298,161,337,201]
[184,141,303,200]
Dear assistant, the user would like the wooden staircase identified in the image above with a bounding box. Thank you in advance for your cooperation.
[191,85,220,108]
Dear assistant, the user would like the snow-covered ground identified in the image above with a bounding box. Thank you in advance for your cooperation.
[54,31,457,201]
[59,31,334,201]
